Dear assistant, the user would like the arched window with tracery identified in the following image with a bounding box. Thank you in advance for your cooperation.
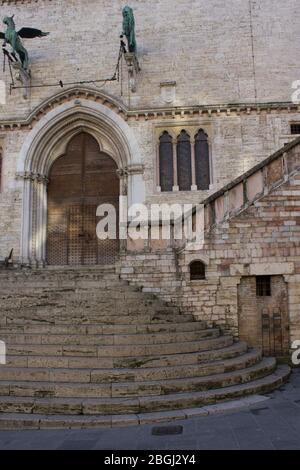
[159,131,174,192]
[177,130,192,191]
[195,129,210,190]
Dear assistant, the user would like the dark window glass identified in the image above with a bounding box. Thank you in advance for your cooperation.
[195,129,210,190]
[190,261,206,280]
[256,276,271,297]
[291,124,300,135]
[159,131,174,192]
[177,130,192,191]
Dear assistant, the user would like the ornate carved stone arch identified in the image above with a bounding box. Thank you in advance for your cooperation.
[17,98,145,265]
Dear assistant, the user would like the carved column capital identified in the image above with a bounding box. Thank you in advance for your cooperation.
[116,168,129,179]
[16,171,49,185]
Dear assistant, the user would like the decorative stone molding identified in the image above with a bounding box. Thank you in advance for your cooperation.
[16,171,49,184]
[126,163,144,175]
[0,86,299,131]
[160,81,176,104]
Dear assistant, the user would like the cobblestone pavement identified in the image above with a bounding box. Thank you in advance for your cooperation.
[0,369,299,450]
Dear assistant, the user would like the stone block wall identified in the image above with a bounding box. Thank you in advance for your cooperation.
[120,140,300,347]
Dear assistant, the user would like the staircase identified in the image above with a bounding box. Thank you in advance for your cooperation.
[0,266,290,429]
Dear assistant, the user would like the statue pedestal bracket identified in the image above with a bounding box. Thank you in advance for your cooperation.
[124,52,141,93]
[11,62,31,99]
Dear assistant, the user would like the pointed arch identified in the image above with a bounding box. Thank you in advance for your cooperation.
[177,130,192,191]
[195,129,210,190]
[17,99,144,265]
[159,131,174,192]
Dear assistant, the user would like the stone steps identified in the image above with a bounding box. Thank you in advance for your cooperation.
[0,365,289,419]
[0,357,275,399]
[0,349,261,383]
[0,320,207,335]
[4,341,248,369]
[0,328,220,346]
[3,313,196,326]
[0,266,291,428]
[6,335,234,358]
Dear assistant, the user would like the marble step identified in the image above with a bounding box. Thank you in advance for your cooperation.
[0,328,220,347]
[0,349,262,384]
[0,364,289,416]
[4,341,248,370]
[5,335,234,358]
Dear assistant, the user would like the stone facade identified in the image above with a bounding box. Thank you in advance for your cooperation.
[0,1,299,349]
[120,139,300,349]
[0,0,300,258]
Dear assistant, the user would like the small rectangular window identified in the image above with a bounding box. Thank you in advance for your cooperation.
[190,261,206,281]
[291,124,300,135]
[256,276,271,297]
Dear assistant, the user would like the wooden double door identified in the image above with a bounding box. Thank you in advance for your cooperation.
[47,133,119,266]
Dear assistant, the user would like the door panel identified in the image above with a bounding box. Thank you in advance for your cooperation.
[238,276,290,357]
[47,133,119,266]
[47,207,68,266]
[68,205,83,266]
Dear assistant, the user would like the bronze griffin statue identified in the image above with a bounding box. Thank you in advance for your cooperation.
[122,6,136,53]
[0,15,49,70]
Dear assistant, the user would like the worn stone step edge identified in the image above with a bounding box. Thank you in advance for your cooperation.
[5,335,234,358]
[2,314,195,326]
[0,358,276,399]
[0,328,220,347]
[0,395,272,429]
[0,321,207,335]
[4,341,247,369]
[0,349,261,384]
[0,365,290,417]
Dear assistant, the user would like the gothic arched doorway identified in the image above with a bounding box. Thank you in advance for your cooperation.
[47,132,119,266]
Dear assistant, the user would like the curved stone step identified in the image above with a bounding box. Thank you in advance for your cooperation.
[6,341,247,369]
[0,357,276,399]
[0,321,208,336]
[6,335,234,358]
[0,328,220,347]
[4,341,248,369]
[3,313,195,326]
[0,349,261,384]
[0,365,289,417]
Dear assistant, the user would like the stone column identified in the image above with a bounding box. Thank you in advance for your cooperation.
[17,171,49,267]
[35,175,49,267]
[117,168,129,254]
[127,164,145,206]
[156,143,161,192]
[18,173,34,265]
